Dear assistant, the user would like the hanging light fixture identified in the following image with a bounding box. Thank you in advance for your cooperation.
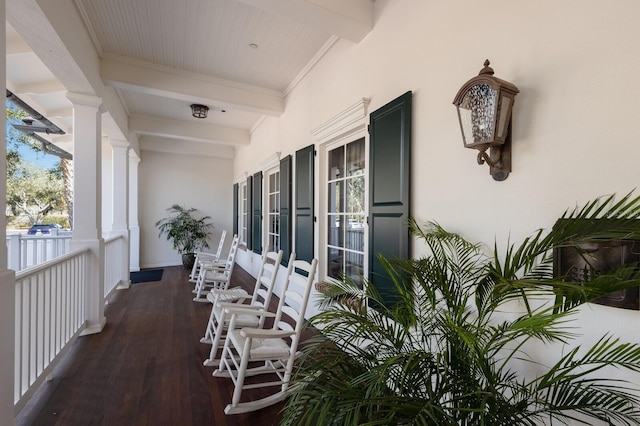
[453,60,519,181]
[190,104,209,119]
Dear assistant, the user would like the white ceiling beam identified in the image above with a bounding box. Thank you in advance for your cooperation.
[7,0,101,94]
[52,134,73,144]
[48,107,74,118]
[139,135,236,160]
[101,55,284,117]
[14,79,66,95]
[7,0,133,144]
[6,38,32,55]
[235,0,373,42]
[129,115,250,146]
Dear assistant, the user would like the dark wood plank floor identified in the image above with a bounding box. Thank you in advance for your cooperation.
[16,265,291,426]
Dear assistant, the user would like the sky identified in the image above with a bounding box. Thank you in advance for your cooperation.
[15,141,60,169]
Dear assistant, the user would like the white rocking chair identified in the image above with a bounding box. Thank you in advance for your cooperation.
[213,256,318,414]
[193,234,239,302]
[201,248,285,367]
[189,230,227,283]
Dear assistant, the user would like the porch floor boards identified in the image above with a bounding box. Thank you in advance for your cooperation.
[17,265,292,426]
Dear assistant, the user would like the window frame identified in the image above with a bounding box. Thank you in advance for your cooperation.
[312,99,371,285]
[239,180,248,244]
[264,166,281,253]
[324,137,368,286]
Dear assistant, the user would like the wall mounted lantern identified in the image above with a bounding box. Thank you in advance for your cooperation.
[190,103,209,119]
[453,60,519,181]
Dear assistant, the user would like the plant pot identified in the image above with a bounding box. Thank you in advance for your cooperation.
[182,253,196,270]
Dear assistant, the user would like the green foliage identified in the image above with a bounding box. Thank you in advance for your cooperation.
[6,103,68,226]
[154,204,214,254]
[283,193,640,426]
[7,162,65,225]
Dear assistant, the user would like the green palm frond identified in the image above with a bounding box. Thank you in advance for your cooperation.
[284,193,640,425]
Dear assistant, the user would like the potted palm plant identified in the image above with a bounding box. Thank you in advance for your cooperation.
[155,204,214,269]
[283,193,640,425]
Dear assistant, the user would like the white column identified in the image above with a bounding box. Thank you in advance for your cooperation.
[0,3,16,424]
[67,92,106,335]
[110,140,130,288]
[129,152,141,272]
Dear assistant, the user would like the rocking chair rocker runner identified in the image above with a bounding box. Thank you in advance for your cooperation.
[189,230,227,283]
[213,256,318,415]
[201,248,285,367]
[193,234,239,302]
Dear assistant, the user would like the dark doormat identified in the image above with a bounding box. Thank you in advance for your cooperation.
[130,268,164,284]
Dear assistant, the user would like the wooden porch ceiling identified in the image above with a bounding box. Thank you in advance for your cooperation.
[16,266,298,425]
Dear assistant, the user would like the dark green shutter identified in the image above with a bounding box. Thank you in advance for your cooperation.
[252,171,263,254]
[295,144,315,263]
[246,175,253,250]
[280,155,292,266]
[368,91,412,306]
[232,183,239,236]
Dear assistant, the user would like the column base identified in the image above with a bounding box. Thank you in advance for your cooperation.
[80,316,107,336]
[117,279,131,290]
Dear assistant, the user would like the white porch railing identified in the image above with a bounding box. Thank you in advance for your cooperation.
[13,248,90,413]
[6,233,73,272]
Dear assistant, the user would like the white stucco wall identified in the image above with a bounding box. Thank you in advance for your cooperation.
[139,149,233,268]
[233,0,640,394]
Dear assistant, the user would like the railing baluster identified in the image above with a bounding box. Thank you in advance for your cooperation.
[13,248,91,412]
[6,234,73,272]
[11,232,126,413]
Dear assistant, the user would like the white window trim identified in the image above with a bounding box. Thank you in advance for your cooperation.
[260,151,281,254]
[264,166,280,253]
[234,170,250,244]
[313,98,371,283]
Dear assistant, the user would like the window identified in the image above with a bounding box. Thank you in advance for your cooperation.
[326,138,366,286]
[240,181,248,243]
[266,169,280,252]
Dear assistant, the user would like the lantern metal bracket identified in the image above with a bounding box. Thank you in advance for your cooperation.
[477,124,512,181]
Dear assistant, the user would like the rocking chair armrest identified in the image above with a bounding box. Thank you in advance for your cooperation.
[224,306,276,318]
[199,258,226,266]
[201,264,229,272]
[217,301,261,309]
[211,288,248,298]
[240,327,294,339]
[195,251,217,258]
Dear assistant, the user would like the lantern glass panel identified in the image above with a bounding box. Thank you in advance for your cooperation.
[459,83,497,146]
[497,95,513,139]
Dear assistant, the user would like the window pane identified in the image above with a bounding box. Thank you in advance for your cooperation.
[269,194,276,212]
[269,234,279,252]
[269,172,276,190]
[346,138,365,176]
[328,146,344,180]
[327,247,344,281]
[328,181,344,213]
[345,252,364,285]
[345,230,364,252]
[328,214,343,247]
[346,175,364,214]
